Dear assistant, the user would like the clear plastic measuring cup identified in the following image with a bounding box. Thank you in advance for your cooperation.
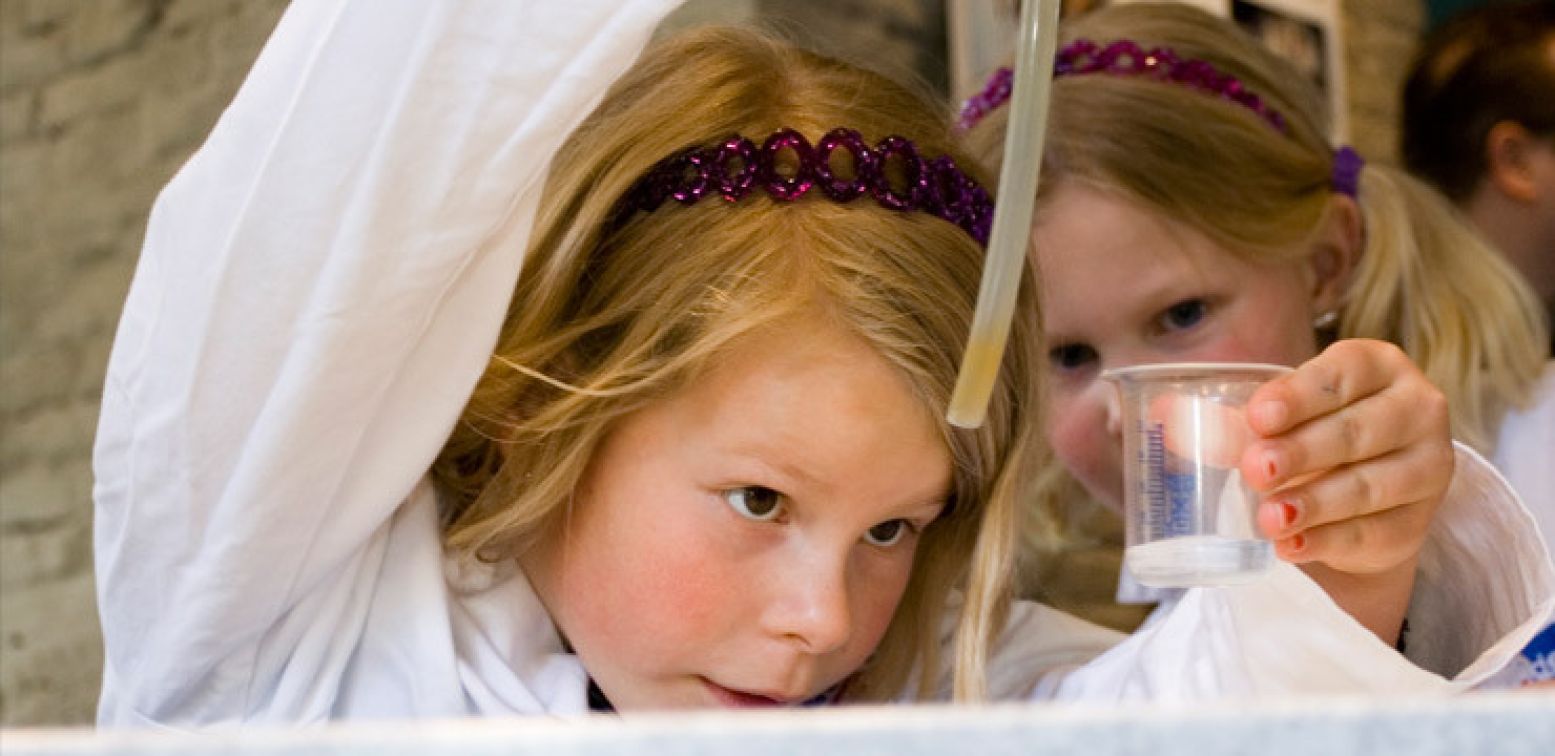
[1103,362,1292,587]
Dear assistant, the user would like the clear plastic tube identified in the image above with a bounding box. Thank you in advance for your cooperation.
[946,0,1061,428]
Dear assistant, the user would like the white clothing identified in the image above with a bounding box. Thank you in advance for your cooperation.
[1023,444,1552,700]
[93,0,683,726]
[1491,361,1555,552]
[93,0,1555,728]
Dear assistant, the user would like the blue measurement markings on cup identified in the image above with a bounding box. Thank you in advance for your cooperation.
[1144,421,1196,538]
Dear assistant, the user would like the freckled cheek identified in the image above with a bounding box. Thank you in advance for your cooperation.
[1045,397,1121,507]
[1196,321,1315,366]
[1269,328,1321,366]
[567,508,743,658]
[1189,341,1273,365]
[841,554,915,665]
[623,526,743,637]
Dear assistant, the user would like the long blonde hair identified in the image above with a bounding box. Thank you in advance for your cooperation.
[967,2,1547,594]
[432,26,1041,703]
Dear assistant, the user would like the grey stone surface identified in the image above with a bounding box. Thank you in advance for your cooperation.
[5,694,1554,755]
[0,0,290,727]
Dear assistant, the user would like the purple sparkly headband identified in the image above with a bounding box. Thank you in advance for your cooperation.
[614,127,995,245]
[956,39,1288,132]
[956,39,1363,198]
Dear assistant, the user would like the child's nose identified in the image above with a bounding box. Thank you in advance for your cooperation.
[764,552,853,656]
[1102,382,1122,438]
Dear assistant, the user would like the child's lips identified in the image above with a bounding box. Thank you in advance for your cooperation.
[700,677,792,708]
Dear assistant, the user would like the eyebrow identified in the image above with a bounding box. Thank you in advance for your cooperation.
[1044,278,1188,339]
[721,443,821,492]
[725,443,951,519]
[1114,269,1215,319]
[901,495,952,524]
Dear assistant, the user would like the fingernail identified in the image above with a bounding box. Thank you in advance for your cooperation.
[1262,450,1281,482]
[1289,533,1306,553]
[1279,499,1299,528]
[1257,499,1298,538]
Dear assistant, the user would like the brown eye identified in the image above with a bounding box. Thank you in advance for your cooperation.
[864,519,908,547]
[723,486,782,521]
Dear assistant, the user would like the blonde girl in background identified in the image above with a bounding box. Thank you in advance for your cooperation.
[94,0,1553,726]
[961,1,1553,684]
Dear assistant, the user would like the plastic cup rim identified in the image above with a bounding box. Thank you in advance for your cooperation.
[1099,361,1294,383]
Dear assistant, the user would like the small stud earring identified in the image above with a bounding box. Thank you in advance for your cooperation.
[1312,310,1339,330]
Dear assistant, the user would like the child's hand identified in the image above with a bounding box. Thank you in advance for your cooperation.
[1239,339,1452,643]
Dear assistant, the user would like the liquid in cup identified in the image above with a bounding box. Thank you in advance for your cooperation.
[1103,363,1293,587]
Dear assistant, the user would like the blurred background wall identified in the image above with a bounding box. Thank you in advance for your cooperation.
[1,0,292,725]
[0,0,1430,726]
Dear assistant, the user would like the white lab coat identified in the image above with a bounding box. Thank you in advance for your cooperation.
[92,0,1555,728]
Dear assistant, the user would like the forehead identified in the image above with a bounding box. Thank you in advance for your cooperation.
[1033,186,1227,306]
[1035,182,1226,259]
[640,317,952,505]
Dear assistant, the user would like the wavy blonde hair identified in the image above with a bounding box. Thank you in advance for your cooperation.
[431,26,1042,703]
[965,3,1547,567]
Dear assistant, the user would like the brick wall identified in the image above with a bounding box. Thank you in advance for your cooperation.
[0,0,1423,726]
[1343,0,1425,163]
[0,0,289,726]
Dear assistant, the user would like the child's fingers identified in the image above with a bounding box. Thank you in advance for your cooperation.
[1243,340,1451,578]
[1273,496,1436,574]
[1241,385,1441,491]
[1241,345,1448,492]
[1256,440,1453,541]
[1244,339,1413,437]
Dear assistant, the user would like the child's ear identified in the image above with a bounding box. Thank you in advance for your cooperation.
[1484,121,1542,203]
[1306,193,1362,317]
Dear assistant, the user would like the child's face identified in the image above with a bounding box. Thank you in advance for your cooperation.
[1031,183,1322,509]
[521,317,952,710]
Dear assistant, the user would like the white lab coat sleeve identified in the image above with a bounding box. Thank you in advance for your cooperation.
[92,0,681,726]
[1027,443,1555,700]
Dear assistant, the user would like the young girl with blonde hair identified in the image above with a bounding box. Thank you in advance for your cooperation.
[962,1,1553,682]
[94,0,1552,725]
[95,0,1038,718]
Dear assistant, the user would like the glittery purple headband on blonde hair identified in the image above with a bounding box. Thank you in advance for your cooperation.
[957,39,1364,197]
[957,40,1289,133]
[615,127,996,245]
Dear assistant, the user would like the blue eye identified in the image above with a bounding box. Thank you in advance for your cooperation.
[863,519,908,547]
[1161,299,1207,331]
[723,486,783,522]
[1048,343,1097,371]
